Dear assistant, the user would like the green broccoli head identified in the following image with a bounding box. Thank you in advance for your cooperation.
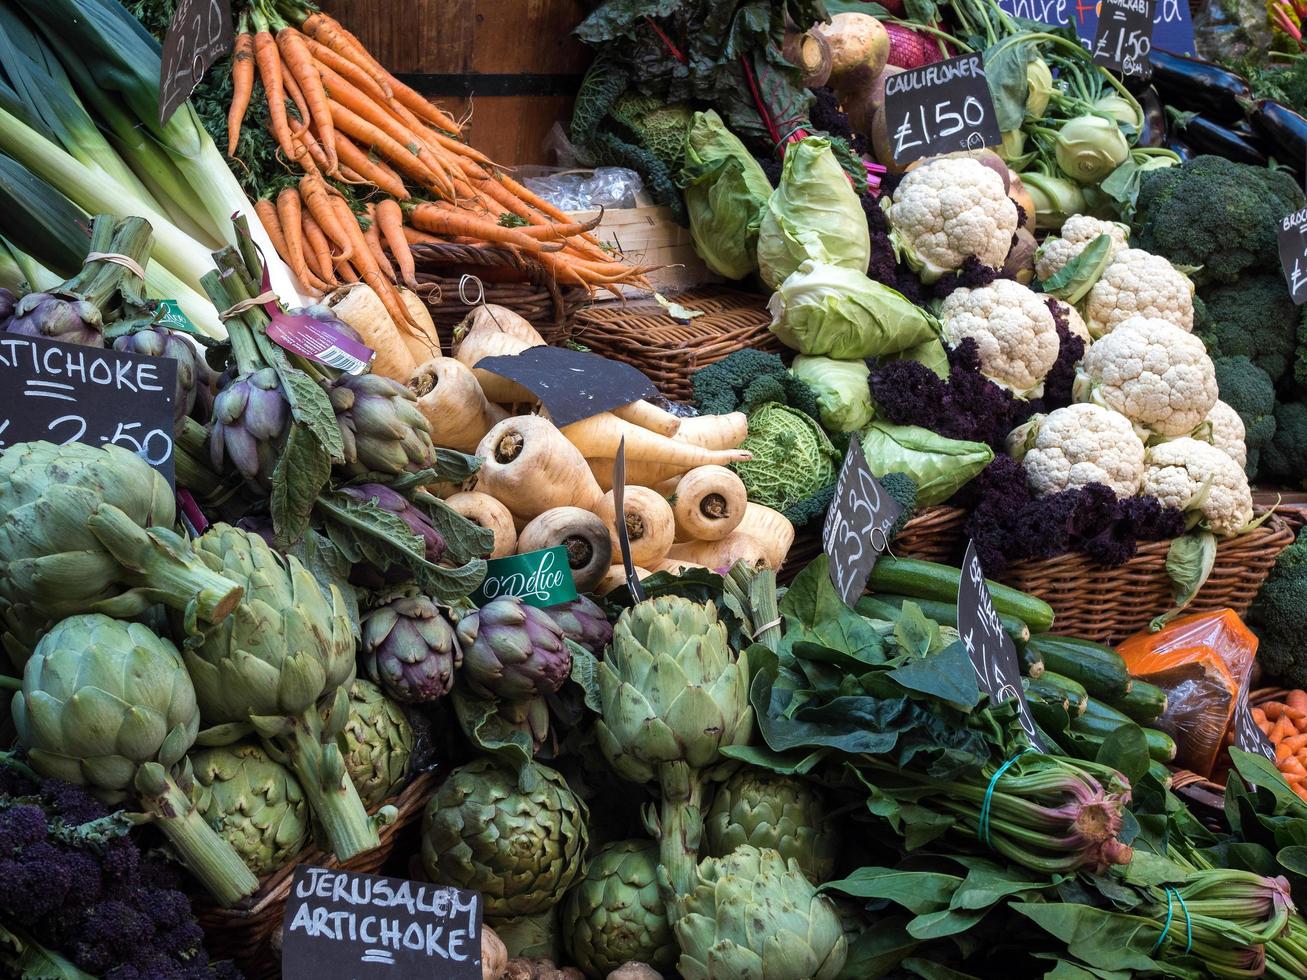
[1196,276,1299,383]
[691,349,820,420]
[1261,400,1307,488]
[1295,306,1307,393]
[1134,156,1304,286]
[1248,526,1307,689]
[1211,356,1278,479]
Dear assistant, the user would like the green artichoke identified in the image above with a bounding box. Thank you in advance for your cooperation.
[489,909,561,961]
[0,441,243,625]
[595,596,752,897]
[12,614,258,906]
[421,758,589,918]
[326,373,436,476]
[181,523,386,861]
[562,840,677,978]
[334,679,413,809]
[456,597,571,702]
[672,846,847,980]
[362,593,460,702]
[191,743,310,877]
[704,769,839,884]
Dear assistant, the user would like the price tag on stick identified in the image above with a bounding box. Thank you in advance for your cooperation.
[822,441,903,607]
[0,334,177,486]
[474,346,658,427]
[883,53,1002,167]
[282,865,482,979]
[612,439,646,603]
[957,541,1049,751]
[1092,0,1154,77]
[1278,206,1307,305]
[160,0,234,126]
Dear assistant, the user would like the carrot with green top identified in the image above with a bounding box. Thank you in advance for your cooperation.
[228,29,256,156]
[375,199,416,288]
[278,187,326,291]
[252,15,297,158]
[255,198,290,265]
[277,26,337,172]
[363,205,397,283]
[331,195,413,330]
[303,34,391,100]
[299,174,353,260]
[328,102,454,199]
[333,134,409,199]
[407,204,567,253]
[301,213,336,285]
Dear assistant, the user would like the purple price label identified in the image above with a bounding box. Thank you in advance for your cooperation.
[266,312,374,374]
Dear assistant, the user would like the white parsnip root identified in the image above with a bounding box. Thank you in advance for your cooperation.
[597,485,675,568]
[474,416,604,521]
[408,356,506,453]
[672,466,748,542]
[516,506,613,593]
[443,491,517,558]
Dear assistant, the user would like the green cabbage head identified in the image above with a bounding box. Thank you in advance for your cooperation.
[734,403,840,511]
[768,260,940,359]
[790,355,873,433]
[757,137,869,289]
[860,420,993,506]
[681,110,774,280]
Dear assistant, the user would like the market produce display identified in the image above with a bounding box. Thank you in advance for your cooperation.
[7,0,1307,977]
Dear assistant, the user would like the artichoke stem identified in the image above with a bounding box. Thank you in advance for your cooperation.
[282,714,381,861]
[86,506,243,622]
[139,770,259,907]
[657,763,704,908]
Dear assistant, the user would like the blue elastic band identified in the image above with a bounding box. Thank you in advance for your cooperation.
[1151,888,1176,954]
[977,748,1032,847]
[1150,887,1194,955]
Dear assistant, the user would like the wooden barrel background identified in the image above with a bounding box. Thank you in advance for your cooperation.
[319,0,590,166]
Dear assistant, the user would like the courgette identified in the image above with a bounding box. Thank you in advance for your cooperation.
[1022,642,1044,680]
[1073,698,1177,764]
[1023,680,1071,733]
[1147,759,1174,791]
[1030,671,1088,717]
[861,593,1032,646]
[864,557,1056,632]
[1113,680,1168,724]
[1030,635,1132,701]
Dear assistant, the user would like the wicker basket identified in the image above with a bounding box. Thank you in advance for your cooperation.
[410,242,588,336]
[551,288,785,401]
[779,505,968,584]
[197,771,436,980]
[998,514,1296,646]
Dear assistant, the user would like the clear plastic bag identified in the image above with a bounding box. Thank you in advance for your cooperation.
[520,167,644,211]
[1117,609,1258,777]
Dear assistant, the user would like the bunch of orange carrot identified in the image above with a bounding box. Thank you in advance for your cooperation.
[1248,689,1307,800]
[234,0,648,332]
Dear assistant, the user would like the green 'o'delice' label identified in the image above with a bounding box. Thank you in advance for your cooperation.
[471,545,577,608]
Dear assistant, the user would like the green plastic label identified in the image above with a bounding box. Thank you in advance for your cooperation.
[471,545,577,608]
[155,299,199,333]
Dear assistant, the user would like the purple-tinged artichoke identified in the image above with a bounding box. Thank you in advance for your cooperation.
[362,593,461,702]
[498,695,551,753]
[6,292,104,346]
[112,327,205,422]
[0,287,17,322]
[209,367,291,488]
[542,596,613,656]
[341,484,446,588]
[325,373,436,477]
[456,597,571,702]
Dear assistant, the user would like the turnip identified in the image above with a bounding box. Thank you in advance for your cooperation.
[818,13,889,99]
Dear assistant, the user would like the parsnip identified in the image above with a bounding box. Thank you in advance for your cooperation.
[516,507,613,593]
[653,557,711,575]
[672,466,748,542]
[444,491,517,558]
[561,412,751,469]
[733,503,796,569]
[597,486,675,568]
[452,304,545,404]
[397,288,442,364]
[408,356,502,453]
[474,416,603,521]
[668,531,771,571]
[612,399,680,437]
[675,412,749,450]
[596,564,651,595]
[327,282,416,382]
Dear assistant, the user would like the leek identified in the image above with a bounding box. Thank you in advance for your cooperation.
[4,240,59,292]
[0,240,21,292]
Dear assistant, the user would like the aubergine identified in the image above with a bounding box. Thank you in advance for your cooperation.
[1165,136,1194,161]
[1137,86,1168,148]
[1177,116,1268,166]
[1150,50,1251,123]
[1249,99,1307,176]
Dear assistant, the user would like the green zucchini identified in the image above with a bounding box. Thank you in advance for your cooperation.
[1030,635,1131,701]
[1113,680,1168,724]
[1029,671,1088,717]
[864,557,1056,632]
[1024,680,1071,734]
[862,593,1032,646]
[1147,759,1174,790]
[1073,698,1177,763]
[1022,642,1044,680]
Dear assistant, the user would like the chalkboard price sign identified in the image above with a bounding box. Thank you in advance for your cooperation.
[160,0,234,126]
[957,541,1048,750]
[1278,207,1307,305]
[882,53,1002,166]
[1092,0,1154,76]
[475,345,658,427]
[282,866,482,980]
[0,334,177,485]
[822,440,903,607]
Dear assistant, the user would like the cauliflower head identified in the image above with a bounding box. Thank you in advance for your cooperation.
[886,157,1018,283]
[1034,214,1130,281]
[1048,297,1090,344]
[1076,316,1219,437]
[1008,403,1146,497]
[1198,399,1248,470]
[1142,436,1254,535]
[940,279,1060,395]
[1082,248,1196,338]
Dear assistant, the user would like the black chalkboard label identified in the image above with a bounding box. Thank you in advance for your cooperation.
[958,541,1048,750]
[611,440,647,603]
[160,0,234,126]
[474,346,658,427]
[1232,684,1276,763]
[1092,0,1154,77]
[822,440,903,607]
[1278,207,1307,305]
[282,866,482,980]
[882,53,1002,166]
[0,334,177,486]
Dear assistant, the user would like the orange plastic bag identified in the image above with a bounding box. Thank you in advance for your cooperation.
[1117,609,1258,778]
